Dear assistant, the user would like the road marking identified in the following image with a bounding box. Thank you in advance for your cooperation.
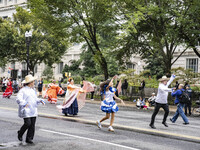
[1,106,200,142]
[40,129,140,150]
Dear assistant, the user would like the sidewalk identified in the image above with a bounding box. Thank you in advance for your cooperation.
[82,98,178,113]
[0,92,178,112]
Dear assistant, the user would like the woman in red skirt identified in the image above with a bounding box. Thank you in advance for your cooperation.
[3,78,13,98]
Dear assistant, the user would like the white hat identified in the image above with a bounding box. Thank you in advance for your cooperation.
[158,76,170,82]
[22,75,37,84]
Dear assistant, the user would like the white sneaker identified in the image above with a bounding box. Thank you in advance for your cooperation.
[91,99,94,101]
[108,126,114,132]
[96,120,102,129]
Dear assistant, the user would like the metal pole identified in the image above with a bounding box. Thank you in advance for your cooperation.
[26,37,29,75]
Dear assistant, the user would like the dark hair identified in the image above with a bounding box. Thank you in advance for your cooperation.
[100,80,110,92]
[24,83,30,86]
[68,78,73,82]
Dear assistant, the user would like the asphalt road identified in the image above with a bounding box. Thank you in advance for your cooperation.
[0,96,200,150]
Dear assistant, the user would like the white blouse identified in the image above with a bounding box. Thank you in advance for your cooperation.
[104,90,115,102]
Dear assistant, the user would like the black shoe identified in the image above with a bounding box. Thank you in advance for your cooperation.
[162,122,168,127]
[149,124,156,129]
[17,131,22,141]
[26,140,34,144]
[183,122,189,125]
[170,118,175,123]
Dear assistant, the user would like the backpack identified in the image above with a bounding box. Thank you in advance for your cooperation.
[179,90,190,104]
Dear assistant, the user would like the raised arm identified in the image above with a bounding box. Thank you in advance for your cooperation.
[107,75,117,90]
[167,74,176,87]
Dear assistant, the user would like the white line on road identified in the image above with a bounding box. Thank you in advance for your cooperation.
[40,129,140,150]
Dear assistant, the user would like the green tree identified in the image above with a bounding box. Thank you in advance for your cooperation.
[12,7,68,75]
[0,18,19,66]
[178,0,200,58]
[62,60,81,77]
[116,0,192,75]
[42,65,53,81]
[79,49,97,78]
[143,54,165,79]
[29,0,121,79]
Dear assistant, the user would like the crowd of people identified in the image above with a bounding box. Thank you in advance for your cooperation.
[0,73,196,144]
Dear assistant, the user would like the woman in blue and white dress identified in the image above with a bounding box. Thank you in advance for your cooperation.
[96,76,125,132]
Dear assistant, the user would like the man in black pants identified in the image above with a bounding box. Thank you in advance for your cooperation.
[149,75,175,129]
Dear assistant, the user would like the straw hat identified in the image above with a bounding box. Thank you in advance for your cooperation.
[22,75,37,84]
[158,76,170,82]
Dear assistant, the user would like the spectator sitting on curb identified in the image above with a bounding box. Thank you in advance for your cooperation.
[148,93,156,106]
[136,99,141,109]
[144,100,150,110]
[136,97,148,109]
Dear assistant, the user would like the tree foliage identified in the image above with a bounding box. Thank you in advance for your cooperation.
[0,18,18,66]
[0,7,68,75]
[29,0,124,79]
[115,0,198,76]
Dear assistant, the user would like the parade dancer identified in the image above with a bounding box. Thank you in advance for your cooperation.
[16,75,45,144]
[3,78,13,98]
[149,74,175,129]
[61,78,85,116]
[96,76,125,132]
[45,80,65,104]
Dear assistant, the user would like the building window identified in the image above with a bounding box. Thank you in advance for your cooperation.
[22,62,27,70]
[0,0,3,4]
[3,16,8,19]
[58,62,63,73]
[34,65,37,74]
[11,62,15,70]
[127,63,135,69]
[186,58,198,73]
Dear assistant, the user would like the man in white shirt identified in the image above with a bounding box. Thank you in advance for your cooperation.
[16,75,45,144]
[149,75,175,129]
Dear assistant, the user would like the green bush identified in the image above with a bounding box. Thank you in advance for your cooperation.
[85,75,104,85]
[72,75,82,84]
[191,86,200,92]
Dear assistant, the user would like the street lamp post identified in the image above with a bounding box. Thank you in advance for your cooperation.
[25,31,32,75]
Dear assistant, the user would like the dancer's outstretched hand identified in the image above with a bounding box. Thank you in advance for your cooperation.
[113,75,118,79]
[40,99,46,105]
[121,100,125,105]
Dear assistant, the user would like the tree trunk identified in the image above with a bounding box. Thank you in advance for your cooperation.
[29,64,35,76]
[99,55,108,80]
[164,61,172,77]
